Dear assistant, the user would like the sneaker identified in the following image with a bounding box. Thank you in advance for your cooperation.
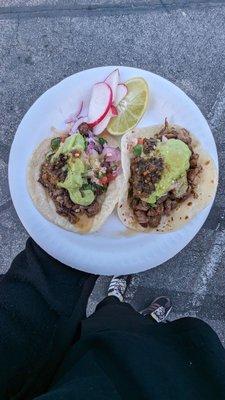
[140,296,172,323]
[108,275,131,302]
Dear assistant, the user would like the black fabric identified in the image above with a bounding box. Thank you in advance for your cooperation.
[40,297,225,400]
[0,238,97,400]
[1,240,225,400]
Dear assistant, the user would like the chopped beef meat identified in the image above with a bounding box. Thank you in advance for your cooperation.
[130,195,180,228]
[56,206,78,224]
[157,194,168,204]
[177,129,192,145]
[130,197,139,209]
[38,155,102,225]
[143,138,157,154]
[157,125,192,146]
[86,201,101,217]
[130,156,164,198]
[190,153,199,168]
[147,203,164,217]
[134,210,149,225]
[132,181,154,198]
[148,216,162,228]
[167,191,176,200]
[139,222,149,228]
[52,188,80,211]
[50,188,84,224]
[129,124,202,228]
[163,199,172,216]
[39,155,68,188]
[187,169,197,183]
[156,119,192,146]
[179,186,192,201]
[78,122,92,136]
[131,199,149,212]
[130,197,167,228]
[187,165,202,185]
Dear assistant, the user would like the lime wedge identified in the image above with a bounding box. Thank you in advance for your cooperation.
[107,77,149,136]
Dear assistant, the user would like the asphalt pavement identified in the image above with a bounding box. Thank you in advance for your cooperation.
[0,1,225,342]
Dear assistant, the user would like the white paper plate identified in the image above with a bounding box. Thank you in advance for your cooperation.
[8,66,218,275]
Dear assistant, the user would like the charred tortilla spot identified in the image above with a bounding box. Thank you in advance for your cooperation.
[187,202,192,206]
[185,216,189,220]
[205,160,210,165]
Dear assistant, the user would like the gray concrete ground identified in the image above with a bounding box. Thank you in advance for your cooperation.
[0,1,225,342]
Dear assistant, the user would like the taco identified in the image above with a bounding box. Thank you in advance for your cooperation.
[27,123,122,233]
[118,119,218,232]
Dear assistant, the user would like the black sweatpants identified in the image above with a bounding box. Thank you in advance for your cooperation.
[0,238,97,399]
[1,238,225,400]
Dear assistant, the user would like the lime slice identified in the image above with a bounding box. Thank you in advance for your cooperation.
[107,77,149,136]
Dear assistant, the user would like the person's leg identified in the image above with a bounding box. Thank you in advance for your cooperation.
[97,275,172,322]
[0,238,97,400]
[81,276,172,338]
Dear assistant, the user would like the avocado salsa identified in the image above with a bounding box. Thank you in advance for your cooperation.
[129,122,202,228]
[38,123,121,225]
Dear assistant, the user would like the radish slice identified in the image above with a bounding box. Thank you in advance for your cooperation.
[115,83,128,105]
[76,101,84,118]
[71,116,88,133]
[65,101,84,124]
[105,69,119,102]
[111,105,118,116]
[88,82,112,127]
[93,109,113,135]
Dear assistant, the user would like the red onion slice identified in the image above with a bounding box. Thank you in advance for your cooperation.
[102,146,121,162]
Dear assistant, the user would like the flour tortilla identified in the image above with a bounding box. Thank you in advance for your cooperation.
[27,132,123,233]
[118,124,218,232]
